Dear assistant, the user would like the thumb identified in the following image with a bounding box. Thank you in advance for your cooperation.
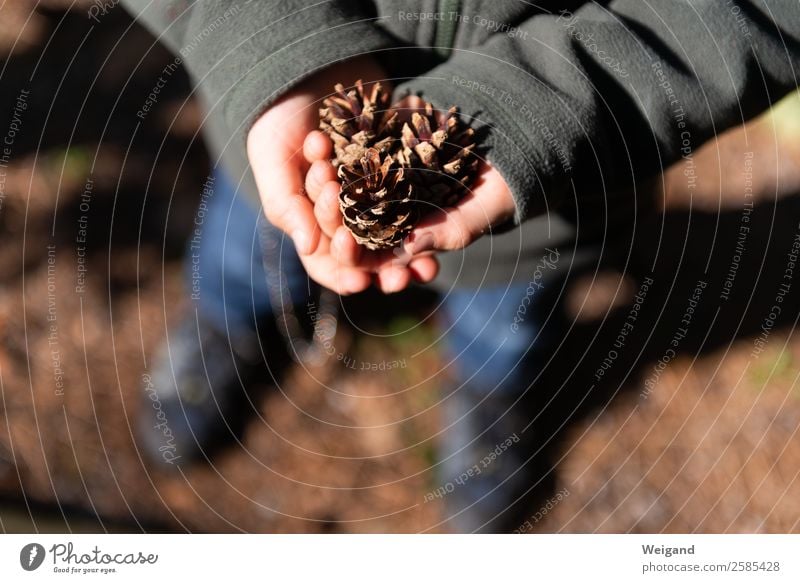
[404,169,516,253]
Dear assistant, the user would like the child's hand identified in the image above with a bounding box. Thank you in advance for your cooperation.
[246,58,439,294]
[389,96,517,256]
[302,94,516,290]
[402,161,517,255]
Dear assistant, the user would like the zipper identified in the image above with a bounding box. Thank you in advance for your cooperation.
[434,0,461,58]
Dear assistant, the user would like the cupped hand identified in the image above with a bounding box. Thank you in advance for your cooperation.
[389,95,518,256]
[307,94,518,265]
[402,161,517,255]
[246,57,439,294]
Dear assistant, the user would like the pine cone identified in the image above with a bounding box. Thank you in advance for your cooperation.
[319,80,397,168]
[396,103,478,208]
[319,81,479,250]
[338,148,416,250]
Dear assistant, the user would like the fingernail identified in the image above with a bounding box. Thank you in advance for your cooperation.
[410,232,434,254]
[292,230,310,255]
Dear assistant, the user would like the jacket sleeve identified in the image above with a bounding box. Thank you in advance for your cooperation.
[397,0,800,225]
[120,0,397,141]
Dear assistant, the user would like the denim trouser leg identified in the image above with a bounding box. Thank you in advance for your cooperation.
[186,169,308,334]
[436,283,550,531]
[439,284,544,395]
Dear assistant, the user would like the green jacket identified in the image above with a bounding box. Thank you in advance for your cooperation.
[121,0,800,287]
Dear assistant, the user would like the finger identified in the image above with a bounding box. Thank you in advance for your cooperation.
[400,164,516,254]
[408,254,439,283]
[299,248,372,295]
[334,230,430,273]
[261,189,320,256]
[375,265,411,294]
[402,205,474,253]
[330,226,364,267]
[303,130,333,164]
[305,159,337,203]
[331,227,412,272]
[255,155,320,256]
[314,181,343,239]
[404,189,515,253]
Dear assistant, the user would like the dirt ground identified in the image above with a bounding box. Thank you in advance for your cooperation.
[1,4,800,533]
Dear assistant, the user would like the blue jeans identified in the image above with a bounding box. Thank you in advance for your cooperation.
[188,170,542,394]
[187,170,311,335]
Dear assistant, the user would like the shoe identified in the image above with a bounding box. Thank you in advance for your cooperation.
[136,311,280,466]
[436,386,546,532]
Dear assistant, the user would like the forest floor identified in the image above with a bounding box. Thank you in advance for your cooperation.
[2,3,800,533]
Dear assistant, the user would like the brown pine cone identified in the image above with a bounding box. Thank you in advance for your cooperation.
[319,81,479,250]
[396,103,479,209]
[338,148,416,251]
[319,80,397,168]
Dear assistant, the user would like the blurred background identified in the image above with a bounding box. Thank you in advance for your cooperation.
[1,2,800,533]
